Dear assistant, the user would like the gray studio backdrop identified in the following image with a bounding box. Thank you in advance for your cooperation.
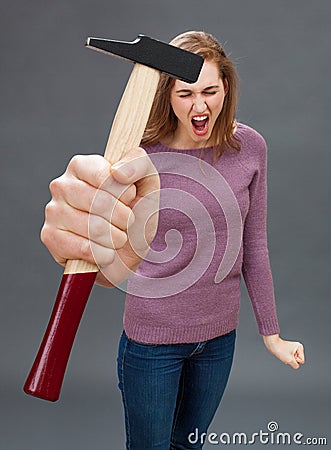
[1,1,330,449]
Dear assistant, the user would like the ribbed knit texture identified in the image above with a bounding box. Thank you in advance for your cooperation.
[123,123,280,344]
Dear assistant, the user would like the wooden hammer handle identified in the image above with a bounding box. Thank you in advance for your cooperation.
[66,63,160,275]
[24,64,160,401]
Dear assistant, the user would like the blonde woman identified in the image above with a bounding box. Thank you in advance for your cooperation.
[42,31,305,450]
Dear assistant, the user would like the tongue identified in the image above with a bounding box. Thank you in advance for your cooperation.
[192,118,208,131]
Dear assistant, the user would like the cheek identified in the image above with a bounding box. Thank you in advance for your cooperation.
[211,94,225,117]
[170,97,189,120]
[169,95,179,116]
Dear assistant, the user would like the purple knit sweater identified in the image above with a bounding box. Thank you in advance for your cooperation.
[123,122,280,344]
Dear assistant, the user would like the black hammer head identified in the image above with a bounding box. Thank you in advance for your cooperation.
[85,35,203,83]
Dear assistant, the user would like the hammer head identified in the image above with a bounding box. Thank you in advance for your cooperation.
[86,35,203,83]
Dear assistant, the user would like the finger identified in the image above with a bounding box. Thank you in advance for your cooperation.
[67,154,112,188]
[41,226,116,268]
[111,147,160,196]
[45,200,129,260]
[295,344,305,364]
[46,200,129,249]
[295,356,305,365]
[287,343,305,369]
[65,154,136,204]
[90,185,135,229]
[291,361,300,370]
[127,192,160,255]
[88,214,128,250]
[286,358,300,370]
[119,183,137,206]
[53,153,137,206]
[49,178,135,231]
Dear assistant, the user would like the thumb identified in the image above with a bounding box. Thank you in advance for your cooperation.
[111,147,159,190]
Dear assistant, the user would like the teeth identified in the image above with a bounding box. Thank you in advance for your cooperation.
[192,115,208,121]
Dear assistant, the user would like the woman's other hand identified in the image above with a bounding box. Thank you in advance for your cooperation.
[262,334,305,369]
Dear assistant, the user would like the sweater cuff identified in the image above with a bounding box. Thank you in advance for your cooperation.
[257,317,280,336]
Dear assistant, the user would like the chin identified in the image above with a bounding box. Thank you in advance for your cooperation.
[191,133,212,147]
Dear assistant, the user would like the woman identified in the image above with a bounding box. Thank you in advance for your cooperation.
[42,31,305,449]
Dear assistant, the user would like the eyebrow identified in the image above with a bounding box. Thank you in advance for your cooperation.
[175,85,221,93]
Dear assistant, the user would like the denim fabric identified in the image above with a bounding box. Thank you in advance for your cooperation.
[117,329,236,450]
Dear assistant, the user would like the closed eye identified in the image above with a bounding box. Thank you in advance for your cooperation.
[178,91,218,98]
[178,92,192,98]
[176,82,221,98]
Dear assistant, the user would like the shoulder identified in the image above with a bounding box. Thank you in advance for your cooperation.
[236,122,267,151]
[235,122,268,171]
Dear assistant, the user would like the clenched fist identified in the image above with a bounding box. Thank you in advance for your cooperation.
[41,147,160,287]
[262,334,305,370]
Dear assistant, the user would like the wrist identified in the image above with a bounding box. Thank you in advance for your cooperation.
[262,333,281,350]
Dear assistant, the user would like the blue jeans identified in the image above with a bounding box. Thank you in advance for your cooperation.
[117,329,236,449]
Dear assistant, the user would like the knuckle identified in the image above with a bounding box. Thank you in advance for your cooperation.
[90,218,106,241]
[90,190,108,216]
[44,201,68,228]
[95,167,108,187]
[49,177,63,196]
[68,154,83,171]
[44,200,57,218]
[95,160,112,187]
[114,202,132,229]
[40,224,58,252]
[102,249,116,266]
[40,224,51,246]
[80,239,92,260]
[93,248,115,268]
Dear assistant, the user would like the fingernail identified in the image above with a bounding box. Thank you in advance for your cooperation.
[112,163,134,178]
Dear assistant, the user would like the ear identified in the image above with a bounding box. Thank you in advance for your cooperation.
[223,77,229,96]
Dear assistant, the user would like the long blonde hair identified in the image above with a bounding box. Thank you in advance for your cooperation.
[142,31,240,161]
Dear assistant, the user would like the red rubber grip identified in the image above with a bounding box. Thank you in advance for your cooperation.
[23,271,97,402]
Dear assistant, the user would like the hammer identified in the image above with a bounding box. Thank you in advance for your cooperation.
[23,35,203,402]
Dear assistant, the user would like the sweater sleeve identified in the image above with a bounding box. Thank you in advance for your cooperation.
[241,137,280,335]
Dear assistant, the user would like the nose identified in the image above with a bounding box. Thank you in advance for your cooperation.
[192,95,207,113]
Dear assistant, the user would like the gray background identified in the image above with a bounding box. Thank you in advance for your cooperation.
[1,0,330,449]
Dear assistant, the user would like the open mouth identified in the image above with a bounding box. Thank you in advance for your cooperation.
[191,115,209,136]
